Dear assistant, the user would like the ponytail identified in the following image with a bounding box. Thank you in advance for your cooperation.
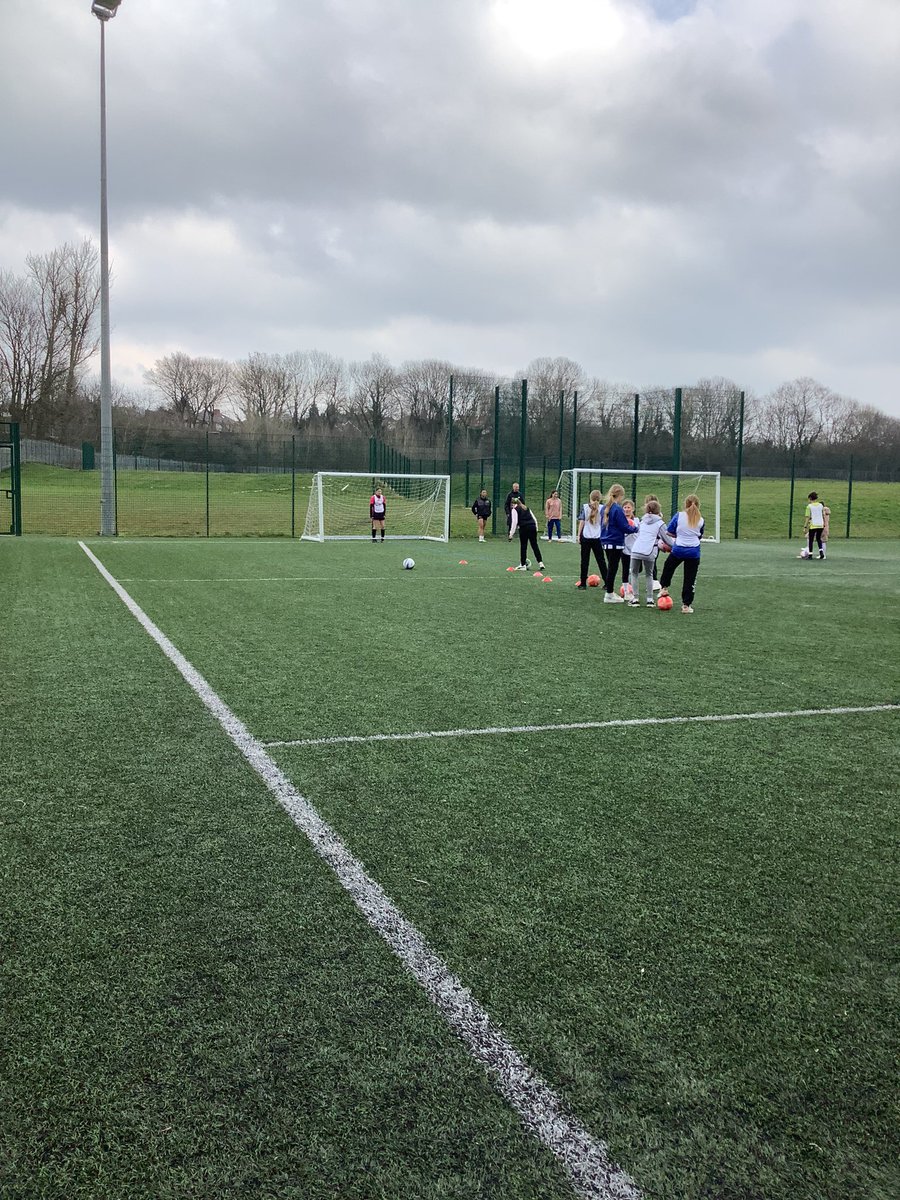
[588,488,601,522]
[604,483,624,510]
[684,493,702,529]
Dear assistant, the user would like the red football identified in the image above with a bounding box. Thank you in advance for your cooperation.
[657,595,673,611]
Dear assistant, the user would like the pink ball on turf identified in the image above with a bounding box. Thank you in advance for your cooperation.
[587,574,601,587]
[657,595,673,611]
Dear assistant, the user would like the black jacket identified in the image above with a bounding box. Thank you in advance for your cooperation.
[472,497,492,518]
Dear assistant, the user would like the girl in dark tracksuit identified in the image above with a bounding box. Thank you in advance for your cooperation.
[508,498,545,571]
[659,493,705,613]
[600,484,636,602]
[472,490,492,541]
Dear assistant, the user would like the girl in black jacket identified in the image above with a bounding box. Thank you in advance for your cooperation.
[508,498,545,572]
[472,490,492,541]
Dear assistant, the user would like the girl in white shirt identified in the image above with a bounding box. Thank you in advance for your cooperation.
[627,500,670,606]
[576,490,606,590]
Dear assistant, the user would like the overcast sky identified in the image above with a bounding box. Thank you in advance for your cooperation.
[2,0,899,416]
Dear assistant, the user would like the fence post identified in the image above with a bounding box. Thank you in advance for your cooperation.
[113,430,118,531]
[671,387,682,517]
[733,391,745,539]
[571,390,578,469]
[291,435,296,538]
[519,378,527,495]
[465,459,470,506]
[630,392,639,501]
[846,455,854,538]
[558,389,565,478]
[205,431,210,537]
[492,385,501,536]
[541,456,546,506]
[447,374,454,481]
[788,453,796,539]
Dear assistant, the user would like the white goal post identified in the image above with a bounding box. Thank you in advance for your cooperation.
[556,468,721,542]
[302,471,451,541]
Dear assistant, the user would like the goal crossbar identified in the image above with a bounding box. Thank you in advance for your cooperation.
[556,468,721,542]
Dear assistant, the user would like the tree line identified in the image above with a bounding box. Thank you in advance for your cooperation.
[2,241,898,478]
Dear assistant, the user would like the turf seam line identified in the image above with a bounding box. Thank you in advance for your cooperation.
[263,705,900,748]
[77,541,640,1200]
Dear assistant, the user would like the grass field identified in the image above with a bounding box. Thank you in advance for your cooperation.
[6,462,900,539]
[2,535,899,1199]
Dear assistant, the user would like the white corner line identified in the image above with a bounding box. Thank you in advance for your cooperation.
[263,705,900,749]
[77,541,639,1200]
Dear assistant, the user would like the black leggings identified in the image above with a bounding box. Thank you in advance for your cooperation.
[603,547,624,593]
[807,528,823,552]
[518,526,541,565]
[659,554,700,605]
[579,538,606,586]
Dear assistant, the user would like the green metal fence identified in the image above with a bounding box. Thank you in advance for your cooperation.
[7,428,900,540]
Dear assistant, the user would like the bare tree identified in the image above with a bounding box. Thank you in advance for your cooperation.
[683,376,746,466]
[145,352,232,428]
[346,353,397,437]
[27,241,101,436]
[0,271,43,425]
[758,377,830,458]
[231,352,293,425]
[395,359,453,443]
[517,356,585,449]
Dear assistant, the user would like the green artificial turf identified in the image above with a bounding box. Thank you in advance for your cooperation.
[2,536,898,1199]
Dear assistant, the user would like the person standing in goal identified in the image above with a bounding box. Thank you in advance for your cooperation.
[370,486,386,542]
[509,497,545,572]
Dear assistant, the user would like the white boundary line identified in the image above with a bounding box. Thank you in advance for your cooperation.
[264,705,900,749]
[77,541,639,1200]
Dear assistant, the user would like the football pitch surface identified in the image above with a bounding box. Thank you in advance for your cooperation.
[3,536,899,1200]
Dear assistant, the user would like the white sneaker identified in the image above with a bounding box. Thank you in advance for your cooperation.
[537,562,545,570]
[478,536,485,542]
[652,580,662,592]
[603,593,625,604]
[513,563,527,571]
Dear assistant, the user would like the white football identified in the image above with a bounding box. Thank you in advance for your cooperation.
[402,558,415,569]
[800,548,810,559]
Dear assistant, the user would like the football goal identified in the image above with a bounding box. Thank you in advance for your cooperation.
[556,468,721,541]
[302,471,451,541]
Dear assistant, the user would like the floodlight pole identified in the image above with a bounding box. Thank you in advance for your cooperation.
[94,1,123,535]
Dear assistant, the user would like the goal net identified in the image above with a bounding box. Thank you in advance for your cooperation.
[302,471,451,541]
[556,468,721,541]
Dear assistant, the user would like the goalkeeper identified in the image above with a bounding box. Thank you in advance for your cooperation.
[370,487,386,542]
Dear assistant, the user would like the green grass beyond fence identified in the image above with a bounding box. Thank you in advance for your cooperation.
[6,463,900,538]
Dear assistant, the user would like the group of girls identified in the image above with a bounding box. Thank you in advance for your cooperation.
[576,483,705,614]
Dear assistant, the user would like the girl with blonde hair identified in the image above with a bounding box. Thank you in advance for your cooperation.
[599,483,637,603]
[659,493,705,613]
[576,489,606,590]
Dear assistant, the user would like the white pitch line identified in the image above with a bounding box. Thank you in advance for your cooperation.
[264,704,900,749]
[77,541,639,1200]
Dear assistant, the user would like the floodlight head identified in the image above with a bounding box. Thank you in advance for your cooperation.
[91,0,122,20]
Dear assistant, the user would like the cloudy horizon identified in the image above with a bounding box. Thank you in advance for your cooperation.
[2,0,899,415]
